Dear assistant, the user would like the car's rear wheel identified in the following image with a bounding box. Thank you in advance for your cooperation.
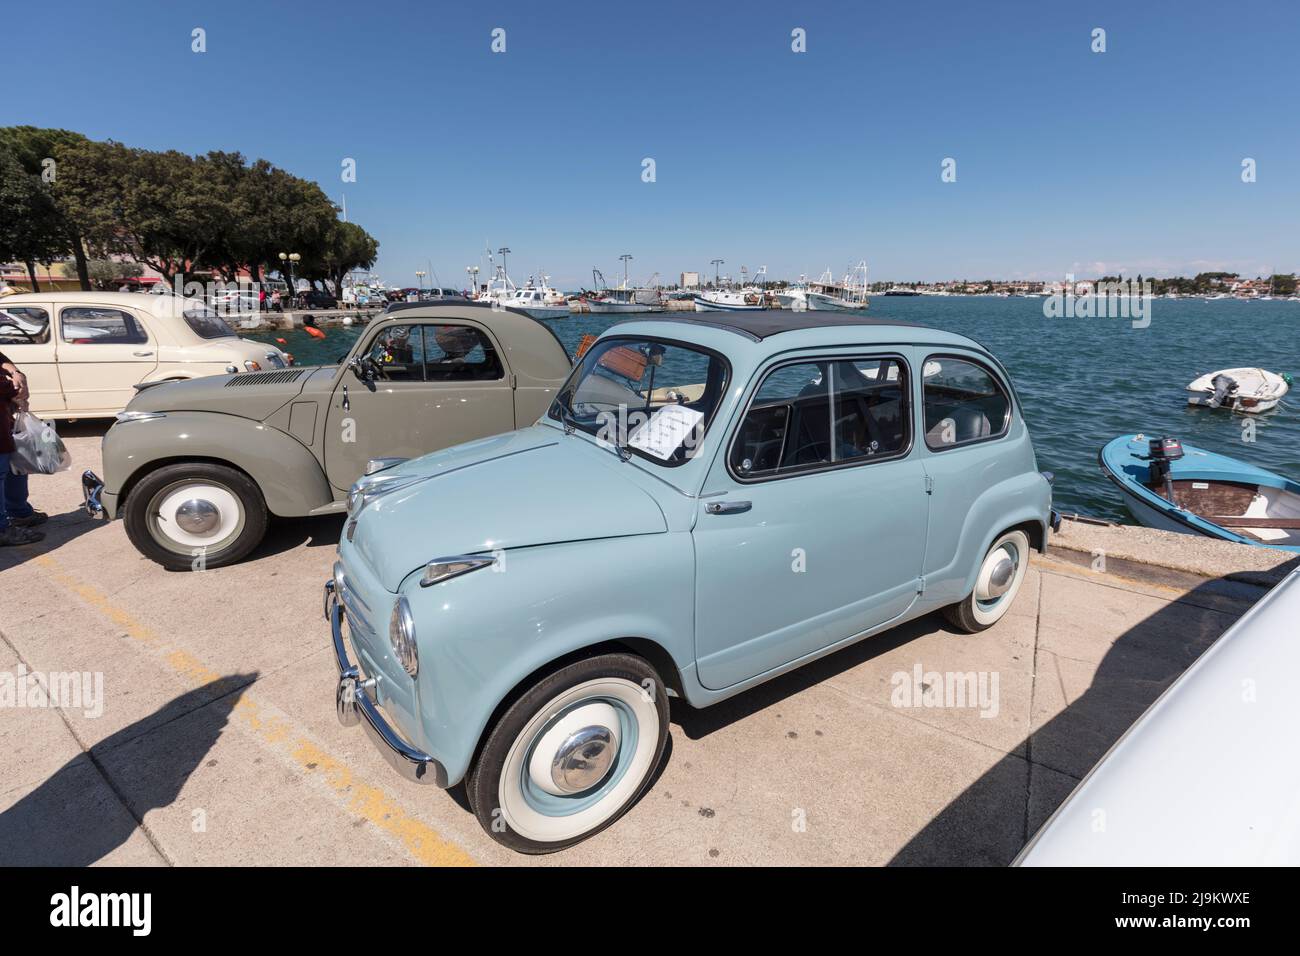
[942,529,1031,633]
[123,462,268,571]
[466,652,669,854]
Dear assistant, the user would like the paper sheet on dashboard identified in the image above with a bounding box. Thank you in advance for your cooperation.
[627,405,704,460]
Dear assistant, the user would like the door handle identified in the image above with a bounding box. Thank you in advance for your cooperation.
[705,500,752,515]
[133,350,154,357]
[341,384,350,412]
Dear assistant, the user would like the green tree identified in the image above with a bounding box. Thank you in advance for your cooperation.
[0,146,67,290]
[0,126,99,289]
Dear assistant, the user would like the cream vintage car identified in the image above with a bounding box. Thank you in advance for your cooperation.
[0,291,289,419]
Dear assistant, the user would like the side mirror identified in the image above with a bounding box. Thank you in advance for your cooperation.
[347,356,378,391]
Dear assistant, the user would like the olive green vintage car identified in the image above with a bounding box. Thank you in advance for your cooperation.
[82,303,572,569]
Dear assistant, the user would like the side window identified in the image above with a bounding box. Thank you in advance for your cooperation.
[730,356,910,479]
[424,324,503,382]
[60,307,149,345]
[367,324,425,381]
[0,307,50,345]
[923,356,1010,450]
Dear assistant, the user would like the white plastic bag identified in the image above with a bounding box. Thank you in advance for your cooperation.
[9,411,71,475]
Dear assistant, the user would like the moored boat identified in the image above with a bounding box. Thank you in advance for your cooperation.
[1099,434,1300,551]
[1186,367,1291,413]
[806,262,870,311]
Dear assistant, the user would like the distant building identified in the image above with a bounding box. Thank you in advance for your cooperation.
[680,271,700,289]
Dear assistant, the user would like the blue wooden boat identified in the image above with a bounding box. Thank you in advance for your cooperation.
[1099,434,1300,552]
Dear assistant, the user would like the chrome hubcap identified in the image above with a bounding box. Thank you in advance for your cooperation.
[528,701,621,796]
[551,726,617,793]
[174,498,221,536]
[976,547,1018,601]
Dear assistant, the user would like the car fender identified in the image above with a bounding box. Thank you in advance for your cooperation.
[103,410,334,518]
[401,533,696,786]
[928,468,1051,607]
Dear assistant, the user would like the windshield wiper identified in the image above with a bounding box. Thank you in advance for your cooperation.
[554,394,578,435]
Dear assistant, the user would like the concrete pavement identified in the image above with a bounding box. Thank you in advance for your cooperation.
[0,424,1275,865]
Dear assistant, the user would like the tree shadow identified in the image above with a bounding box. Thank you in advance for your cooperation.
[0,673,256,866]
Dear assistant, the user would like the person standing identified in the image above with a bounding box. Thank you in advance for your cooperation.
[0,350,47,546]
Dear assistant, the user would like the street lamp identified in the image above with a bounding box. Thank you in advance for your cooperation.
[620,254,633,288]
[711,259,724,287]
[279,252,301,306]
[497,247,511,278]
[466,265,479,296]
[415,270,426,293]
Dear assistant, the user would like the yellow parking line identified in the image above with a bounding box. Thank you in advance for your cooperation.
[32,555,476,867]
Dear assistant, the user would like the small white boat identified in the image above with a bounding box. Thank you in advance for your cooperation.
[694,288,766,312]
[1186,367,1292,414]
[775,275,809,311]
[502,274,570,319]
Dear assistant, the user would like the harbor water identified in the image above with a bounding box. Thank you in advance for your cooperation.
[251,296,1300,523]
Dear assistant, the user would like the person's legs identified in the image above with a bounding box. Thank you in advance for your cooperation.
[0,453,9,531]
[0,455,43,544]
[4,467,32,520]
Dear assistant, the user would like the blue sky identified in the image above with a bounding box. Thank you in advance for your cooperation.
[9,0,1299,287]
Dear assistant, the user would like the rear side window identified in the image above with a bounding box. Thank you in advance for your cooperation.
[424,324,502,381]
[923,356,1010,450]
[60,307,149,345]
[0,307,50,345]
[730,356,911,479]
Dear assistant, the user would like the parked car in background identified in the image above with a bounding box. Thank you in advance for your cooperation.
[299,289,339,310]
[1016,566,1300,866]
[83,302,572,569]
[420,287,466,301]
[0,292,289,419]
[328,310,1056,852]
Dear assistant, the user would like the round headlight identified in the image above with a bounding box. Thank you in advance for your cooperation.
[388,596,418,677]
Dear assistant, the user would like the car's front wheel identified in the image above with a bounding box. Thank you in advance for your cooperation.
[942,529,1031,633]
[123,462,268,571]
[466,652,669,854]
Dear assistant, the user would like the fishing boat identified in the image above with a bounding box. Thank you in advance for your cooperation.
[584,266,664,313]
[1099,434,1300,551]
[501,274,570,319]
[775,275,809,311]
[1186,367,1291,414]
[806,262,870,311]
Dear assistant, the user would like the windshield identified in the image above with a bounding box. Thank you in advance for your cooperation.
[183,308,238,339]
[548,336,729,467]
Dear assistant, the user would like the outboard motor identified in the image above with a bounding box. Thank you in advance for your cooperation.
[1148,435,1184,504]
[1206,373,1239,409]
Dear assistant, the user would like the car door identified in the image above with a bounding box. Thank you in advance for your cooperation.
[692,353,930,690]
[915,352,1016,580]
[321,320,516,492]
[0,302,64,415]
[54,305,159,413]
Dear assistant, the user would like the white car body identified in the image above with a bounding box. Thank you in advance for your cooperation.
[1016,567,1300,865]
[0,292,289,419]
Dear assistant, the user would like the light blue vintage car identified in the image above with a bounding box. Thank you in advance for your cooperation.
[327,311,1056,852]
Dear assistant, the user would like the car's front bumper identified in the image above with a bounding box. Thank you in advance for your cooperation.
[326,579,447,788]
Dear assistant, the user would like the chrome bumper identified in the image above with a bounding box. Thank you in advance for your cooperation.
[327,580,446,787]
[81,470,107,519]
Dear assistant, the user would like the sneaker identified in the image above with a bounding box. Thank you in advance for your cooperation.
[0,525,44,546]
[9,511,47,528]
